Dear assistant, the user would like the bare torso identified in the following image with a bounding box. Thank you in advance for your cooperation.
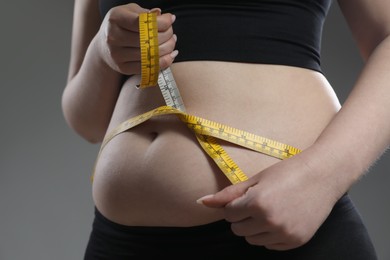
[92,61,341,227]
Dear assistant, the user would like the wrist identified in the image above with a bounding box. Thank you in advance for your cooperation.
[299,141,364,201]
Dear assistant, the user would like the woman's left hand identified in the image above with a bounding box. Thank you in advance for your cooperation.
[198,150,343,251]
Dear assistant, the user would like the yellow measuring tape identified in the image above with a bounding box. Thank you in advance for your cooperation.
[139,12,160,88]
[92,12,301,184]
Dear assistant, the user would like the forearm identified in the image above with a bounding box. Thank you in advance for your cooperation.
[309,35,390,195]
[62,36,122,143]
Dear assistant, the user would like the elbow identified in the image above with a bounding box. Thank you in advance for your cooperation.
[62,112,104,144]
[81,126,105,144]
[63,112,105,144]
[84,136,104,145]
[75,126,104,144]
[79,133,104,145]
[61,95,105,144]
[359,32,390,61]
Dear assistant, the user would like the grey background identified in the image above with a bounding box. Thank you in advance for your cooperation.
[0,1,388,259]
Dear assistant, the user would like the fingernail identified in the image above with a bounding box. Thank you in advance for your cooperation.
[173,34,177,42]
[170,50,179,59]
[196,194,214,205]
[171,14,176,23]
[149,8,162,15]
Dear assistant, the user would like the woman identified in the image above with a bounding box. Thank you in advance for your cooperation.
[62,0,388,258]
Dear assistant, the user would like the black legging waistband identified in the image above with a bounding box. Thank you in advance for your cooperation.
[85,194,377,259]
[94,206,233,236]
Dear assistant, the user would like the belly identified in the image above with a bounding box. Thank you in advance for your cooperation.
[92,61,341,227]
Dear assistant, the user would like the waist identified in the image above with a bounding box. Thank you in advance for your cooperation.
[92,61,341,227]
[108,61,340,148]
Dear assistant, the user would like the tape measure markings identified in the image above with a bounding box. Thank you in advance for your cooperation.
[158,68,186,112]
[183,114,299,159]
[139,12,159,88]
[100,105,300,161]
[196,134,248,183]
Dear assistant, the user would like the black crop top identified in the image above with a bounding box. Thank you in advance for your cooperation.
[99,0,332,72]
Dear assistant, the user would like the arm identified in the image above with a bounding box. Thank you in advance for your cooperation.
[62,1,176,143]
[315,0,390,191]
[62,0,122,143]
[198,0,390,250]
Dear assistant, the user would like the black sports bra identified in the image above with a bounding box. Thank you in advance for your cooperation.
[99,0,332,72]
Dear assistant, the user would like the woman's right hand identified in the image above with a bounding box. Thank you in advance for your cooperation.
[97,3,177,75]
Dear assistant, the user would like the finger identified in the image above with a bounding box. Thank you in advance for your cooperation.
[159,51,179,70]
[117,37,176,65]
[109,12,174,48]
[230,217,268,237]
[158,27,174,45]
[107,4,149,32]
[108,25,174,53]
[159,34,177,57]
[221,195,252,223]
[157,13,176,32]
[197,186,246,208]
[197,178,256,208]
[106,26,140,47]
[118,51,177,75]
[114,45,177,72]
[109,47,141,63]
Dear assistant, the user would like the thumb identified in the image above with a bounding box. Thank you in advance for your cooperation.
[196,180,254,208]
